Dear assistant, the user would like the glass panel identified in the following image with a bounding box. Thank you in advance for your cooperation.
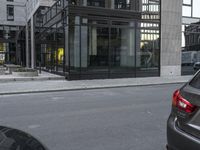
[87,0,105,7]
[181,23,200,75]
[110,26,135,77]
[193,0,200,18]
[136,22,160,77]
[64,25,69,71]
[183,6,192,17]
[81,25,109,77]
[183,0,191,5]
[182,0,200,75]
[47,11,51,21]
[56,26,64,73]
[0,43,6,65]
[51,5,57,18]
[68,16,81,77]
[115,0,130,10]
[70,0,81,5]
[57,0,63,12]
[69,25,80,72]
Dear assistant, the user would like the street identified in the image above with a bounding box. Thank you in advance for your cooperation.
[0,83,182,150]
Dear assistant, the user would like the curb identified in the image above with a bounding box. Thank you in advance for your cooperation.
[0,77,65,83]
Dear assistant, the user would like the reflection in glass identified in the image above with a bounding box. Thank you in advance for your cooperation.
[87,0,105,7]
[183,6,192,17]
[192,0,200,18]
[183,0,191,5]
[81,25,109,75]
[35,0,161,79]
[182,0,200,75]
[115,0,130,9]
[137,22,160,77]
[110,26,135,76]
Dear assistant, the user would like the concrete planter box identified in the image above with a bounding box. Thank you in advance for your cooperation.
[12,70,38,77]
[4,64,22,74]
[0,66,6,75]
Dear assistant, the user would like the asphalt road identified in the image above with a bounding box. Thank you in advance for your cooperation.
[0,83,183,150]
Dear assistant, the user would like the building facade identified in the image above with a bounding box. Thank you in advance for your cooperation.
[0,0,183,80]
[34,0,161,79]
[181,0,200,75]
[0,0,26,65]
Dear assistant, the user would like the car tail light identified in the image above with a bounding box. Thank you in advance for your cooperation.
[172,90,196,113]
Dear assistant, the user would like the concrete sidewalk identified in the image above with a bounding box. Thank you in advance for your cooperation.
[0,71,65,82]
[0,75,192,95]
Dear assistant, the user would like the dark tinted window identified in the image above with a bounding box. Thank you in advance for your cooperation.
[87,0,105,7]
[7,5,14,21]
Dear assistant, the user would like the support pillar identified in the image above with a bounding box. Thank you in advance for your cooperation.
[25,24,30,68]
[31,16,35,69]
[160,0,182,76]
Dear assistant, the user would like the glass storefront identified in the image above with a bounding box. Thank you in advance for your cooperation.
[35,0,160,80]
[37,23,65,74]
[0,25,19,65]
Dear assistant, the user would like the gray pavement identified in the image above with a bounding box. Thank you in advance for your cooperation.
[0,71,65,82]
[0,84,182,150]
[0,75,192,95]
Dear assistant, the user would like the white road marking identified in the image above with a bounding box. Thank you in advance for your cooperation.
[28,124,40,129]
[51,97,64,101]
[147,111,153,115]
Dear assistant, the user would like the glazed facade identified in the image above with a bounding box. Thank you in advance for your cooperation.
[33,0,160,79]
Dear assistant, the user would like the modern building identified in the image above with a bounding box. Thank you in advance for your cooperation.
[0,0,183,80]
[184,21,200,52]
[181,0,200,75]
[0,0,26,65]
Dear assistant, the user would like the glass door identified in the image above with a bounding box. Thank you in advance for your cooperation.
[110,25,136,78]
[81,25,110,79]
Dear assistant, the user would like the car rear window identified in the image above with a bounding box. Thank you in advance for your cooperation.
[189,72,200,89]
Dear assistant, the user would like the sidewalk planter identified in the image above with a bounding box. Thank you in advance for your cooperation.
[0,66,6,75]
[12,68,38,77]
[4,64,22,74]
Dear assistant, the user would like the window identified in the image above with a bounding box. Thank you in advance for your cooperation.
[7,5,14,21]
[183,0,191,5]
[115,0,130,9]
[87,0,105,7]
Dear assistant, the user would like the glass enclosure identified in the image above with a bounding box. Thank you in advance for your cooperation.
[0,25,19,65]
[35,0,160,80]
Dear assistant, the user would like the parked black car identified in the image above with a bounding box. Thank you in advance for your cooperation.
[0,126,48,150]
[167,71,200,150]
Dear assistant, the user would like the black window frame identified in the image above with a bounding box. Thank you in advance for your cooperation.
[7,5,14,21]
